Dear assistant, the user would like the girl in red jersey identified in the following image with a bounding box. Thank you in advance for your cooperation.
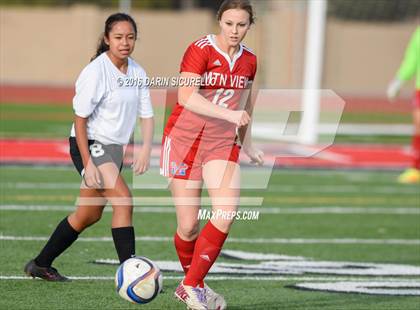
[160,1,263,309]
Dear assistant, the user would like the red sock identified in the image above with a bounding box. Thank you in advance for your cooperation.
[412,135,420,169]
[183,221,228,287]
[174,232,204,287]
[174,232,196,274]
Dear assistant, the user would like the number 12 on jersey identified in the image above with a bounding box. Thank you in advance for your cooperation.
[212,88,235,108]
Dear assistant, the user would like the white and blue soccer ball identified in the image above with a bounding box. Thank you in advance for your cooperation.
[115,256,163,304]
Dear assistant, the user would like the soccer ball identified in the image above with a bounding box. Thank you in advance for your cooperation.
[115,256,163,304]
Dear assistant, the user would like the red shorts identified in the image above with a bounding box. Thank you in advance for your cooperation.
[414,90,420,108]
[160,135,240,180]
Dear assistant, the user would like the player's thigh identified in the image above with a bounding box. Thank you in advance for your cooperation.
[97,162,130,195]
[203,160,240,211]
[94,160,122,190]
[170,178,203,226]
[98,163,132,211]
[87,141,124,188]
[203,160,240,232]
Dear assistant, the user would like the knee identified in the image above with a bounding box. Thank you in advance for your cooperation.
[69,212,102,231]
[177,221,199,240]
[112,185,132,198]
[109,189,132,207]
[82,213,102,228]
[112,205,133,218]
[212,218,234,234]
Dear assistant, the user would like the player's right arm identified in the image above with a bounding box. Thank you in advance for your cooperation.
[72,65,104,188]
[178,72,250,126]
[73,116,102,188]
[178,41,249,126]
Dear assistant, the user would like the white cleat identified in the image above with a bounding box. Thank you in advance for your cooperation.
[174,281,208,310]
[204,283,227,310]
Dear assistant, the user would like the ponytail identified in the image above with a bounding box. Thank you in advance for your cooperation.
[91,36,109,62]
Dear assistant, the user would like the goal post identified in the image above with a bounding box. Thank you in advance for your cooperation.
[298,0,328,145]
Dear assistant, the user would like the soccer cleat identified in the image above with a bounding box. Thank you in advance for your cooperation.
[397,168,420,184]
[204,283,227,310]
[24,259,70,282]
[174,281,207,310]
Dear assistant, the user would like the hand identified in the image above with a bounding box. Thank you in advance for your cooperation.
[387,78,402,101]
[83,160,102,188]
[133,148,151,175]
[227,110,251,127]
[244,145,264,166]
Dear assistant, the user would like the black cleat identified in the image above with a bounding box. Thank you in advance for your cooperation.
[24,259,70,282]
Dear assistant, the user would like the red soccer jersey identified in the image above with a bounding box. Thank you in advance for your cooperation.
[164,34,257,150]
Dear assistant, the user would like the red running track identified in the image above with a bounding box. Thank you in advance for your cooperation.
[0,138,412,170]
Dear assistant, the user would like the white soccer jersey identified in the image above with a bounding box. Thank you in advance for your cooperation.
[70,52,153,145]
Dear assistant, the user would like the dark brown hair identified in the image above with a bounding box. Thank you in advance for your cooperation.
[91,13,138,62]
[216,0,255,24]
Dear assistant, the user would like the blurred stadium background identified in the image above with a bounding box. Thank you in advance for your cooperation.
[0,0,419,309]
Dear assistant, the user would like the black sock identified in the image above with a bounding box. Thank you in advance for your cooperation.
[34,217,79,267]
[111,226,136,263]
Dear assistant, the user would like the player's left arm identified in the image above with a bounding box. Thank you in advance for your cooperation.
[133,116,154,175]
[133,76,155,175]
[238,83,264,166]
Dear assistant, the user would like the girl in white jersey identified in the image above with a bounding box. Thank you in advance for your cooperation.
[24,13,154,281]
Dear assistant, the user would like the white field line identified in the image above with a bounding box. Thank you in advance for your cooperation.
[334,124,413,136]
[287,145,352,164]
[253,123,413,137]
[1,235,419,245]
[268,184,419,195]
[1,183,82,189]
[1,165,403,175]
[1,275,420,282]
[0,205,418,215]
[2,182,418,195]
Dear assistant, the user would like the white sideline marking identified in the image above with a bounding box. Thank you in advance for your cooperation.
[1,165,403,176]
[1,235,419,245]
[96,257,420,276]
[253,123,413,137]
[2,275,420,282]
[1,182,81,189]
[259,207,420,214]
[2,182,418,195]
[1,205,419,215]
[268,184,419,195]
[293,281,420,296]
[335,124,413,136]
[0,235,171,242]
[287,145,352,164]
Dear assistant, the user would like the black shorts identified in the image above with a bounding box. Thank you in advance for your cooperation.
[69,137,124,176]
